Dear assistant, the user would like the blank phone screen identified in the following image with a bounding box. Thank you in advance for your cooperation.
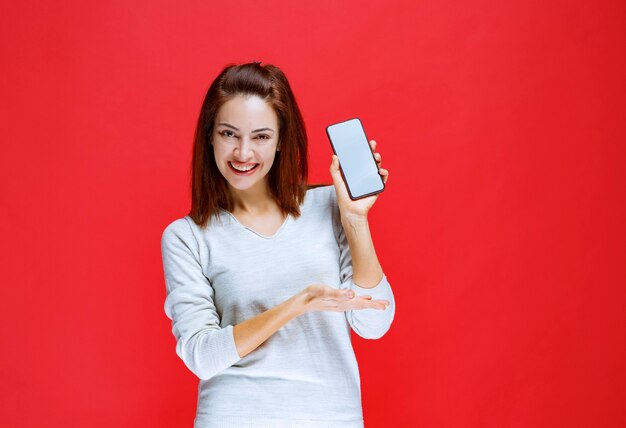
[326,118,384,198]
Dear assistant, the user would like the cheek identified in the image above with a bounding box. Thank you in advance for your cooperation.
[211,143,228,160]
[263,149,279,167]
[211,146,229,175]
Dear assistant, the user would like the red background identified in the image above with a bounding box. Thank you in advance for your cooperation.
[1,1,625,427]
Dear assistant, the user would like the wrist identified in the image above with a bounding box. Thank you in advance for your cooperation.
[341,213,369,229]
[291,290,311,316]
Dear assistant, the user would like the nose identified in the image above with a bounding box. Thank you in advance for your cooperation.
[234,136,253,161]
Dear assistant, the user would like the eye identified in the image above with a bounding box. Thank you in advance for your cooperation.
[256,134,270,140]
[220,130,236,138]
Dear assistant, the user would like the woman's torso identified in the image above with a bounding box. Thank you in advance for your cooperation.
[183,185,365,427]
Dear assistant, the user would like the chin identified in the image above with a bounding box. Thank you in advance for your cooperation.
[225,174,269,192]
[228,181,260,191]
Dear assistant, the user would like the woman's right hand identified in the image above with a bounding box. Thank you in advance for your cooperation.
[300,283,390,314]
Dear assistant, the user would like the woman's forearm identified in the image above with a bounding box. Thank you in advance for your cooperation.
[232,292,307,359]
[341,215,384,289]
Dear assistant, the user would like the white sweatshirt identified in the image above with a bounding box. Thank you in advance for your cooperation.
[161,185,396,428]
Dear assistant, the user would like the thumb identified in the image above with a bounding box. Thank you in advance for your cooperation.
[338,289,354,300]
[329,155,343,185]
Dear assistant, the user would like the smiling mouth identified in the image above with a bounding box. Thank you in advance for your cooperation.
[229,162,259,174]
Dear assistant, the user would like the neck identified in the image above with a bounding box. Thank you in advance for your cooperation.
[228,180,277,215]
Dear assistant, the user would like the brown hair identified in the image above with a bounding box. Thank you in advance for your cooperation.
[188,62,309,228]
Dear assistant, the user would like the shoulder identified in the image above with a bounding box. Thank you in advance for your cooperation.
[162,212,227,239]
[161,217,193,246]
[161,213,231,256]
[161,216,201,250]
[302,185,342,237]
[302,184,338,211]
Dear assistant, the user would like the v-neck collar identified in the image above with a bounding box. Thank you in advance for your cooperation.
[220,209,291,240]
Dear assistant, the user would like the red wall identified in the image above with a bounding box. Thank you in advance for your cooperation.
[1,1,625,426]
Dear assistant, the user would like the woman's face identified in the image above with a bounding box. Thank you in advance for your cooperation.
[211,94,280,193]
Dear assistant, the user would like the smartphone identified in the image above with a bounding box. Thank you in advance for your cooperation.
[326,118,385,200]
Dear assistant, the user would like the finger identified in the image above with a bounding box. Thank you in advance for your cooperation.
[329,154,340,172]
[331,288,354,300]
[379,168,389,184]
[330,287,354,300]
[370,300,390,310]
[346,299,388,311]
[329,155,343,186]
[369,139,377,151]
[316,285,351,301]
[374,152,381,164]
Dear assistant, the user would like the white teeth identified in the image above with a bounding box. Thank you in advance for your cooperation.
[230,162,257,172]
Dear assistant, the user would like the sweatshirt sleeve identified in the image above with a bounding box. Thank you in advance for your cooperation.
[329,188,396,339]
[161,218,241,380]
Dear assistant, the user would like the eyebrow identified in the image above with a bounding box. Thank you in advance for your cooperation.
[218,122,274,133]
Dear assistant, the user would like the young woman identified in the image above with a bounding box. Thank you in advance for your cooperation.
[161,62,396,428]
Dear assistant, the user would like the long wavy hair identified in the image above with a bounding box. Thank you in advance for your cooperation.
[188,62,309,228]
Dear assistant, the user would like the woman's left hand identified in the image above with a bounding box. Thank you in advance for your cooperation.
[329,139,389,222]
